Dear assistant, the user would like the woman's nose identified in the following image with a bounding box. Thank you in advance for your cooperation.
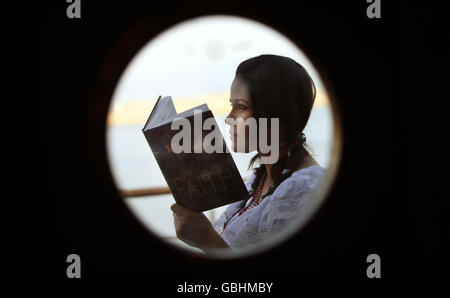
[225,113,234,125]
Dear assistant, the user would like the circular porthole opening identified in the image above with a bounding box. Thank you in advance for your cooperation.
[105,15,342,259]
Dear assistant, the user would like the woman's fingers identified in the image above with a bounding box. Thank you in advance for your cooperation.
[170,203,220,249]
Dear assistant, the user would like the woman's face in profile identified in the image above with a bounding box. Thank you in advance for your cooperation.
[226,76,253,153]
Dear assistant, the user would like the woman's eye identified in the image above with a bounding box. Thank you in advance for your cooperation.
[229,103,246,110]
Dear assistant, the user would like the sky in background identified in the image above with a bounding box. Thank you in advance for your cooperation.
[111,15,325,106]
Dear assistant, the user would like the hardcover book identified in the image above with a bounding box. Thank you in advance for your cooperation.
[142,95,249,212]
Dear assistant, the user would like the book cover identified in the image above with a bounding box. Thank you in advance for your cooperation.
[142,96,249,212]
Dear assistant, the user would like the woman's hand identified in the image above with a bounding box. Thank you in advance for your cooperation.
[171,203,229,250]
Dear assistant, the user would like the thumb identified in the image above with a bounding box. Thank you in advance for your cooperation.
[171,203,186,215]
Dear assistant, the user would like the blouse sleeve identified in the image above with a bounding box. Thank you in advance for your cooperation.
[256,166,325,240]
[212,166,325,249]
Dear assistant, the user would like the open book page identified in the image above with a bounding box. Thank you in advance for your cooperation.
[143,96,177,131]
[143,97,210,131]
[176,103,209,118]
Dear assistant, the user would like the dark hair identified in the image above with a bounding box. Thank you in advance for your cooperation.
[235,54,316,198]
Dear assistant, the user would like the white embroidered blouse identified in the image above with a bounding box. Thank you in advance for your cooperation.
[212,165,326,250]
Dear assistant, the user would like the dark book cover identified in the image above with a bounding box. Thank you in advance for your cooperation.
[142,96,249,212]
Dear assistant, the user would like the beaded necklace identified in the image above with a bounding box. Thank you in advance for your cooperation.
[221,171,269,232]
[239,172,268,215]
[220,131,306,233]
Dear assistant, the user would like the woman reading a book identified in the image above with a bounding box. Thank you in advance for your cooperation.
[171,54,325,252]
